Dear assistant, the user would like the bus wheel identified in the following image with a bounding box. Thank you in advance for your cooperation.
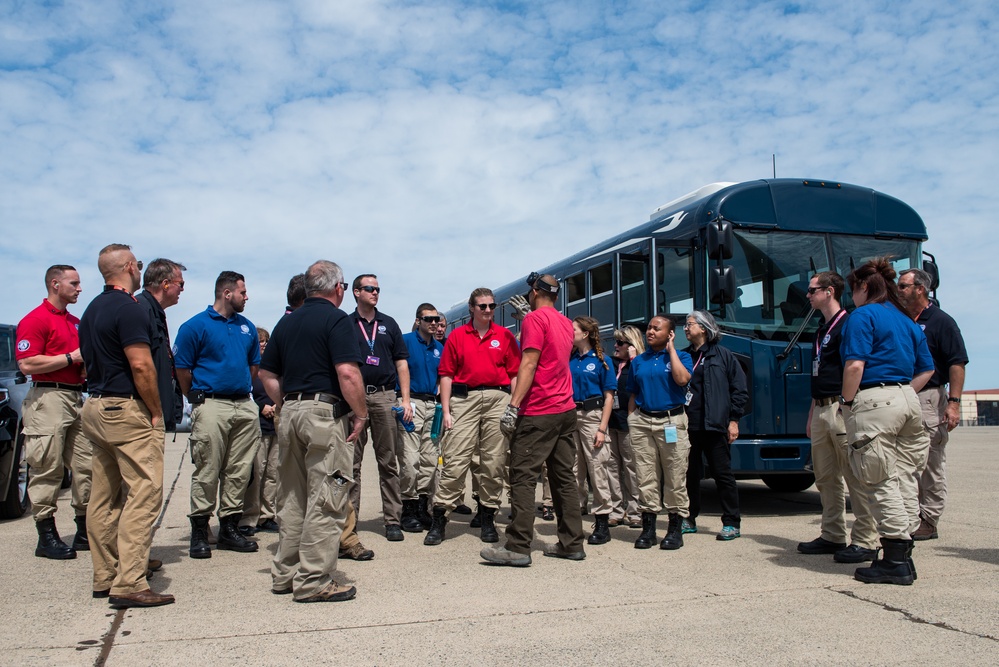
[761,474,814,493]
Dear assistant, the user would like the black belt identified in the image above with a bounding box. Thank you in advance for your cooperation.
[282,392,351,419]
[858,381,910,391]
[639,406,684,418]
[33,382,83,392]
[468,385,510,393]
[90,392,137,400]
[575,396,605,411]
[205,393,251,401]
[365,384,395,394]
[409,392,439,402]
[814,396,838,407]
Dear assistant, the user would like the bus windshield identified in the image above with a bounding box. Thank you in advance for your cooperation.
[715,231,920,341]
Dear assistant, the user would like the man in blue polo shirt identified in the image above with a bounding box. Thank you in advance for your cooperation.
[397,303,444,532]
[174,271,262,559]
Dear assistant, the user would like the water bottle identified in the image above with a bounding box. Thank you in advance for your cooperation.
[392,406,415,432]
[430,403,444,443]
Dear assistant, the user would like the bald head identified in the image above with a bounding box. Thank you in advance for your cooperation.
[97,243,141,293]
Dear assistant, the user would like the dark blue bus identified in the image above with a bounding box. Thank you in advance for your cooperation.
[443,178,936,491]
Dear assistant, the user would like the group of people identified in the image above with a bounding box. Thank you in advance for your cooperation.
[14,247,966,610]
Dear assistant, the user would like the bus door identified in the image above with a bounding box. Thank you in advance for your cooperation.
[617,253,651,329]
[652,241,696,347]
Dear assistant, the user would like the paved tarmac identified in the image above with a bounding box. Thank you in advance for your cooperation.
[1,427,996,667]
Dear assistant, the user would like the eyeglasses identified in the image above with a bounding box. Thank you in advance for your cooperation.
[166,279,185,289]
[897,283,916,290]
[420,316,441,323]
[358,285,380,294]
[806,287,825,295]
[339,282,348,291]
[683,322,699,329]
[476,303,498,311]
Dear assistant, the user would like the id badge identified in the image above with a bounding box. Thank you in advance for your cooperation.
[664,424,678,444]
[366,355,380,366]
[612,395,620,410]
[684,391,693,407]
[812,358,819,377]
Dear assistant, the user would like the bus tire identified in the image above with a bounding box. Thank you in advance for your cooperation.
[761,473,814,493]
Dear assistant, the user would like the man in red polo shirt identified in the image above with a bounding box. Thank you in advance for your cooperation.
[482,273,583,566]
[423,287,521,546]
[16,264,93,559]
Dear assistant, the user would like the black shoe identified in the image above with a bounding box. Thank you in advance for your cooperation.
[854,538,914,585]
[797,536,847,555]
[34,517,76,560]
[238,525,257,537]
[659,513,683,550]
[72,515,90,551]
[400,499,424,533]
[256,518,279,533]
[469,503,483,528]
[189,516,212,559]
[479,507,499,543]
[541,506,555,521]
[217,515,259,553]
[385,524,404,542]
[453,503,473,515]
[634,512,657,549]
[423,508,448,546]
[834,544,878,564]
[588,514,611,545]
[417,495,434,530]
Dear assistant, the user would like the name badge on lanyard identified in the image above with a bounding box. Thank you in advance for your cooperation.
[664,424,678,444]
[814,310,847,377]
[359,320,380,366]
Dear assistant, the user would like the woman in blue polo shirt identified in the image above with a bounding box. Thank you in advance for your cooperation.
[569,316,617,545]
[626,316,693,551]
[840,257,934,585]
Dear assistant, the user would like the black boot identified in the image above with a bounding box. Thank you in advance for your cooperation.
[854,538,914,585]
[417,494,433,530]
[218,514,259,552]
[469,501,483,528]
[424,507,448,546]
[72,514,90,551]
[34,517,76,560]
[189,516,212,559]
[479,506,499,543]
[634,512,658,550]
[905,540,918,581]
[400,499,424,533]
[588,514,611,545]
[660,513,684,550]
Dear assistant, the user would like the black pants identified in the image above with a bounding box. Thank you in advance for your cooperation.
[686,429,741,528]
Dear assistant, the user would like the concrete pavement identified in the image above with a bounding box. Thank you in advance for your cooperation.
[1,428,996,666]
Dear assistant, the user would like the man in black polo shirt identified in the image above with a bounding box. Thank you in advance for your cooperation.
[79,243,174,609]
[135,258,186,431]
[898,269,969,541]
[349,274,411,541]
[259,260,368,603]
[795,271,877,563]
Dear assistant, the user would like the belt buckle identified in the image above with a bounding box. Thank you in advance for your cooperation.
[365,385,378,395]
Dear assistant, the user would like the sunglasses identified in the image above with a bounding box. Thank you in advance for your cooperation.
[614,339,627,345]
[420,316,441,323]
[806,287,826,295]
[476,303,498,311]
[358,285,380,293]
[166,279,185,288]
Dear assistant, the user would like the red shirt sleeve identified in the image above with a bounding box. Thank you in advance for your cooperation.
[15,310,47,360]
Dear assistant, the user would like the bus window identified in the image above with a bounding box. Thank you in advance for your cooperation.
[656,246,695,316]
[830,236,920,309]
[589,263,613,329]
[619,256,649,326]
[566,272,587,320]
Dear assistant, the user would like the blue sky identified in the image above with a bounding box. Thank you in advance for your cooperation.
[2,0,997,388]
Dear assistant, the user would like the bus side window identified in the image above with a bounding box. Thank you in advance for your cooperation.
[589,263,613,328]
[657,246,694,316]
[566,273,586,320]
[619,256,649,326]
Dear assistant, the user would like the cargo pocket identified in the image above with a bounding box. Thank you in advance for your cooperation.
[848,435,893,486]
[318,471,350,515]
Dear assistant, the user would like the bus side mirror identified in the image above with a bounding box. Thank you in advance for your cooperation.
[922,259,940,291]
[707,219,733,260]
[710,266,736,305]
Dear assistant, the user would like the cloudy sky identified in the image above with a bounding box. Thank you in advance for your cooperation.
[2,1,996,388]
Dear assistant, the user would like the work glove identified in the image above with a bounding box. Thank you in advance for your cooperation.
[508,294,530,321]
[499,404,519,437]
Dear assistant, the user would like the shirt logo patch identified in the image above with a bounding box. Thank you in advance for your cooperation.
[17,340,29,352]
[433,349,440,357]
[822,334,831,346]
[240,324,250,334]
[920,324,926,331]
[585,362,596,372]
[378,325,387,333]
[490,340,500,348]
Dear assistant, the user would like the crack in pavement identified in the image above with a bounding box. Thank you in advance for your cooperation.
[831,587,999,643]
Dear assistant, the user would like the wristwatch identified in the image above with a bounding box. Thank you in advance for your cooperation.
[838,395,854,407]
[947,397,961,404]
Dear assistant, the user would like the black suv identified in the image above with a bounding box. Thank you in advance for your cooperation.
[0,323,29,519]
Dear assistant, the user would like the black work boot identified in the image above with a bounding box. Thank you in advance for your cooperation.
[218,514,259,552]
[588,514,611,545]
[479,506,499,543]
[469,500,483,528]
[423,507,448,546]
[634,512,658,550]
[854,538,914,585]
[905,540,918,581]
[417,494,433,530]
[400,499,424,533]
[189,516,212,559]
[35,517,76,560]
[72,514,90,551]
[660,513,684,550]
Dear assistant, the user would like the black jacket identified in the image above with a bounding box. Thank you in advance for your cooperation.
[136,290,183,431]
[686,341,748,433]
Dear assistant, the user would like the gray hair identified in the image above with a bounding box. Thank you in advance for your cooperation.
[143,258,187,289]
[305,260,344,296]
[687,309,721,343]
[899,268,931,291]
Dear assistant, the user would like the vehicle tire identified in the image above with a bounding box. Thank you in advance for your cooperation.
[761,473,814,493]
[0,433,30,520]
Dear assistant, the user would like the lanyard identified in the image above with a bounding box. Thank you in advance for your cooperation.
[692,351,705,373]
[358,319,378,353]
[815,309,847,357]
